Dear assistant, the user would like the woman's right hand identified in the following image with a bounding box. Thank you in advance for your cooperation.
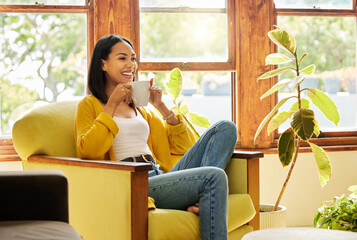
[104,83,132,116]
[110,83,132,106]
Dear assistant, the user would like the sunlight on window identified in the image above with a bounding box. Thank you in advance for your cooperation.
[277,16,357,132]
[0,13,87,135]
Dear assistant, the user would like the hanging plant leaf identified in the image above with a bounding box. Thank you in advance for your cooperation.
[265,53,293,65]
[299,53,308,65]
[306,89,340,126]
[300,64,316,75]
[254,97,293,144]
[166,68,183,102]
[308,142,332,187]
[257,67,295,80]
[290,108,315,141]
[188,112,211,128]
[267,111,294,135]
[268,29,297,55]
[289,98,310,111]
[260,78,291,100]
[278,128,296,167]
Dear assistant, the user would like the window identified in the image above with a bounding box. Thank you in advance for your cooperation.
[138,0,234,130]
[0,2,90,136]
[274,0,357,147]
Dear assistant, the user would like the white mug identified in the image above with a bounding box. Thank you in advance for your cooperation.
[130,81,150,107]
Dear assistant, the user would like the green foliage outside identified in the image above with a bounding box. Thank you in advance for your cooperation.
[314,185,357,231]
[277,16,356,93]
[0,12,86,134]
[255,28,340,211]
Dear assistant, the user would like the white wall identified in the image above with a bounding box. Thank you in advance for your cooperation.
[260,151,357,227]
[0,161,23,171]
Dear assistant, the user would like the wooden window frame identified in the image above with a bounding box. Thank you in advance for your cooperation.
[133,0,236,72]
[270,1,357,150]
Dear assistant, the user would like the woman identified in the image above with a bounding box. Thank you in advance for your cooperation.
[75,34,237,240]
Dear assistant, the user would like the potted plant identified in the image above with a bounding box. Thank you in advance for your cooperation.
[165,68,211,138]
[255,28,340,228]
[314,185,357,231]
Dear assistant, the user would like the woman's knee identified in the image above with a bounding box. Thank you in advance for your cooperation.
[203,167,228,188]
[216,120,237,141]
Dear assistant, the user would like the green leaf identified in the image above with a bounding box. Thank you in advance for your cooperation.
[179,102,189,115]
[308,142,332,187]
[267,111,294,135]
[348,185,357,194]
[278,128,296,166]
[257,67,295,80]
[265,53,293,65]
[166,68,183,101]
[306,89,340,126]
[299,53,308,65]
[287,75,304,91]
[290,108,315,141]
[268,29,297,55]
[254,97,294,144]
[260,78,291,100]
[289,98,310,111]
[188,112,211,128]
[300,64,316,75]
[314,120,320,137]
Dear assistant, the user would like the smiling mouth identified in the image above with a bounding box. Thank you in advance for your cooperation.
[122,72,133,77]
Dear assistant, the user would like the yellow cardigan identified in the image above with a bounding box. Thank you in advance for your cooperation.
[75,94,197,172]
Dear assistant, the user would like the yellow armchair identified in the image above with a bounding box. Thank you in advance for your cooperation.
[12,100,262,240]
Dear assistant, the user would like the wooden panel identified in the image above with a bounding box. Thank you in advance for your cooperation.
[138,62,235,72]
[247,158,260,230]
[235,0,275,149]
[131,171,148,240]
[93,0,133,42]
[28,155,152,172]
[232,150,264,159]
[0,5,89,13]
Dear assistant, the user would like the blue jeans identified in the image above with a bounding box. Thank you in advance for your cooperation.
[148,120,237,240]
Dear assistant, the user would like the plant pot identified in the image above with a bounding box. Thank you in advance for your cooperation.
[260,204,287,229]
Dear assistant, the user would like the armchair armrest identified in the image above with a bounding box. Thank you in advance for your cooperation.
[0,170,69,222]
[227,151,263,231]
[23,155,151,240]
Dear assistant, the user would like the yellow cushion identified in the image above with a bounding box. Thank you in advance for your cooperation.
[12,101,78,160]
[148,193,255,240]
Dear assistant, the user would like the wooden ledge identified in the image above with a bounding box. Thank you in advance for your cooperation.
[0,154,21,162]
[232,150,264,159]
[28,155,152,172]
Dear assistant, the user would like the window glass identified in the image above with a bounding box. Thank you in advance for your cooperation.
[140,13,228,62]
[140,0,225,9]
[0,0,85,5]
[277,16,356,132]
[0,13,87,135]
[139,0,228,62]
[274,0,352,9]
[139,71,231,133]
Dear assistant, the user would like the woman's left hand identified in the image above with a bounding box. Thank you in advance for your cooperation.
[149,78,164,108]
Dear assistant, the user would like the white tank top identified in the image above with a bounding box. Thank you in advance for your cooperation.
[112,111,152,161]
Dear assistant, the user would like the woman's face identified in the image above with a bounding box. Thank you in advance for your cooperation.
[101,41,137,86]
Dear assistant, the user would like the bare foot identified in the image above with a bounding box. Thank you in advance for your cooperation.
[187,203,199,215]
